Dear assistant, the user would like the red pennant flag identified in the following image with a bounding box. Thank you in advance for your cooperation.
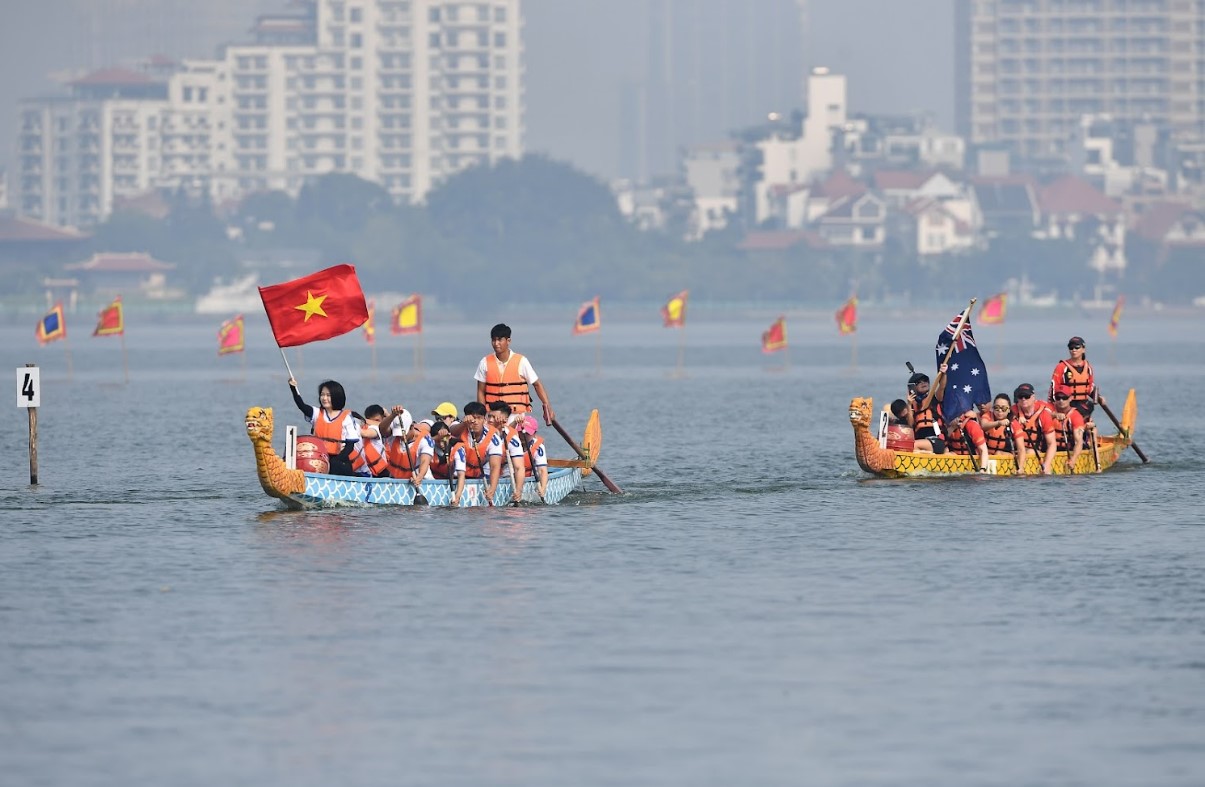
[257,264,369,348]
[980,292,1007,325]
[573,297,600,335]
[761,316,787,353]
[661,290,688,328]
[835,297,857,335]
[363,300,377,344]
[218,314,245,355]
[391,294,422,335]
[1108,294,1124,338]
[37,302,67,345]
[93,296,125,337]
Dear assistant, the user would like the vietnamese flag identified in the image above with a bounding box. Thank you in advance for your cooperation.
[391,294,422,335]
[980,292,1007,325]
[93,296,125,337]
[661,290,688,328]
[258,264,369,348]
[218,314,245,355]
[835,297,857,335]
[761,316,787,353]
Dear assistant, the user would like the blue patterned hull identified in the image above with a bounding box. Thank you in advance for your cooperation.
[283,466,583,509]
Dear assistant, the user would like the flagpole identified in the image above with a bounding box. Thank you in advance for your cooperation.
[278,347,297,384]
[850,331,857,370]
[63,339,74,383]
[240,348,247,383]
[120,331,129,384]
[594,330,601,376]
[675,326,686,376]
[419,331,425,378]
[370,340,378,382]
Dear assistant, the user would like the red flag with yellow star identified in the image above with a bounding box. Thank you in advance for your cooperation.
[257,264,369,347]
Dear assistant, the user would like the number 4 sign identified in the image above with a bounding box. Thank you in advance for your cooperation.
[17,367,40,408]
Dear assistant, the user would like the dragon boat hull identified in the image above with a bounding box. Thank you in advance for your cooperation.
[281,466,582,510]
[849,389,1138,478]
[246,405,601,509]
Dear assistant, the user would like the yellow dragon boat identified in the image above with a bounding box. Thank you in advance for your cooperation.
[849,389,1138,478]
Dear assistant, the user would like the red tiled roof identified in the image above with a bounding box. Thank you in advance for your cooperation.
[767,183,808,198]
[66,252,175,272]
[0,214,88,242]
[814,169,866,199]
[739,230,825,251]
[70,67,155,86]
[873,170,931,190]
[1132,201,1189,240]
[1038,175,1121,216]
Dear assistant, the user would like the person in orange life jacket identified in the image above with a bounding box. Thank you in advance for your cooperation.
[1014,383,1058,475]
[487,400,527,504]
[446,431,470,507]
[1050,336,1105,421]
[905,363,948,454]
[515,414,550,500]
[1051,384,1090,471]
[888,398,926,452]
[945,409,990,470]
[386,418,435,487]
[427,421,453,479]
[450,401,505,504]
[475,323,555,425]
[358,404,392,478]
[980,393,1029,471]
[289,377,364,477]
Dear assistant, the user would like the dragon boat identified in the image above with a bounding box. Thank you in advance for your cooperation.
[849,389,1138,478]
[246,405,601,509]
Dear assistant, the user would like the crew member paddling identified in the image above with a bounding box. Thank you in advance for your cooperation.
[475,323,555,425]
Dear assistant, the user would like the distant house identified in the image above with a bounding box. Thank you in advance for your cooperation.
[814,192,887,248]
[1037,174,1126,274]
[898,197,978,257]
[0,211,90,284]
[65,251,177,296]
[1132,201,1205,256]
[872,170,962,207]
[971,175,1040,237]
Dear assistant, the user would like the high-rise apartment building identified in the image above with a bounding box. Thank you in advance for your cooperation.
[955,0,1204,160]
[16,0,524,227]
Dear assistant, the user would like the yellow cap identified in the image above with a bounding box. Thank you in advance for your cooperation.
[431,401,458,418]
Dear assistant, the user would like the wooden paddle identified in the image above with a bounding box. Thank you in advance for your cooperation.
[1095,393,1149,463]
[551,417,622,493]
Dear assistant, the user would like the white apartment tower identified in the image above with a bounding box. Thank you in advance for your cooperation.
[16,0,525,226]
[956,0,1205,160]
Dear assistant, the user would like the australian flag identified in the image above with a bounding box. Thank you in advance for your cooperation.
[935,307,992,421]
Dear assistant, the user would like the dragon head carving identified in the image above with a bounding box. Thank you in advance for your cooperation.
[849,397,874,429]
[246,406,274,443]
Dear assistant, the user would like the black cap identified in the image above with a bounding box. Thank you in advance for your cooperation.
[1014,382,1035,398]
[908,372,930,385]
[1068,336,1086,348]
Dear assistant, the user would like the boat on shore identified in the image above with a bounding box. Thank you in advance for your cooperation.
[247,405,600,509]
[849,389,1138,478]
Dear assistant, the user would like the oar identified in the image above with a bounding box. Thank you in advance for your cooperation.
[551,417,622,493]
[1090,425,1101,473]
[1095,394,1149,463]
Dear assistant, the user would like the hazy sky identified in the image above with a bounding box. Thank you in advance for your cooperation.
[0,0,953,185]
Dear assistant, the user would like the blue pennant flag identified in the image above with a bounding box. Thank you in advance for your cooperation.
[935,308,992,422]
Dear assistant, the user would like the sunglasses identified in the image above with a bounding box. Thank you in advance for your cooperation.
[1069,344,1084,349]
[992,405,1010,410]
[1054,394,1071,401]
[1017,393,1033,399]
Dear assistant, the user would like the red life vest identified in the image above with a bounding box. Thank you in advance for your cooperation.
[1019,407,1055,452]
[946,417,985,456]
[313,409,366,474]
[429,442,450,479]
[1052,359,1095,404]
[483,352,532,413]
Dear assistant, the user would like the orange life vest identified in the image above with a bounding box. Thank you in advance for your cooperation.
[360,435,389,477]
[313,409,366,474]
[981,417,1019,454]
[1052,359,1095,404]
[429,442,450,479]
[483,352,532,413]
[519,435,546,475]
[912,398,942,437]
[1054,409,1086,451]
[946,417,984,456]
[1019,408,1054,452]
[385,437,425,479]
[462,425,500,479]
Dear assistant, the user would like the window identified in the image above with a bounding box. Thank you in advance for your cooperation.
[351,33,362,48]
[350,7,362,22]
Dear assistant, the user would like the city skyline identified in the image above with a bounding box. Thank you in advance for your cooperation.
[0,0,955,186]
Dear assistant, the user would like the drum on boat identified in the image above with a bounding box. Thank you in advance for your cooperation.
[296,435,330,474]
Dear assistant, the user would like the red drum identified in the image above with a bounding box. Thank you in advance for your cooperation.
[886,423,916,452]
[295,435,330,474]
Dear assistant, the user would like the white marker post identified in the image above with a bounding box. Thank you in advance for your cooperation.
[17,364,40,485]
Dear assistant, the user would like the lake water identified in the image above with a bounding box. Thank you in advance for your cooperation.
[2,309,1204,786]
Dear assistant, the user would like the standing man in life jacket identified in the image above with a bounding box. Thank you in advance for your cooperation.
[1050,336,1104,421]
[475,323,555,425]
[905,364,948,454]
